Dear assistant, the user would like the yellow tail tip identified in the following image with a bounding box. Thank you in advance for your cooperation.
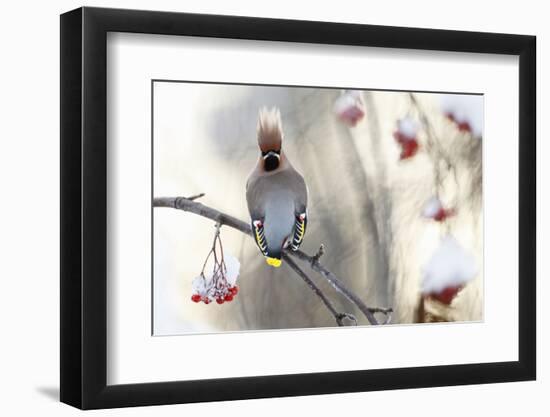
[266,257,282,267]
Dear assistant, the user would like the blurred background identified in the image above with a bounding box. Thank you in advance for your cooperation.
[153,82,483,335]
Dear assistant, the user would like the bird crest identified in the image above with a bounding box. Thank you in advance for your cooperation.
[257,107,283,152]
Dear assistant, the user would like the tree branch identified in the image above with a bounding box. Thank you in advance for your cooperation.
[288,249,380,324]
[154,195,392,325]
[283,254,357,326]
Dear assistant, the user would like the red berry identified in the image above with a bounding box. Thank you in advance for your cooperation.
[430,285,463,305]
[446,112,472,133]
[216,297,224,304]
[224,293,234,302]
[457,121,472,133]
[393,130,416,145]
[203,298,211,304]
[399,139,419,160]
[229,286,239,295]
[339,106,365,126]
[433,208,455,222]
[434,208,446,221]
[394,130,419,160]
[191,294,201,303]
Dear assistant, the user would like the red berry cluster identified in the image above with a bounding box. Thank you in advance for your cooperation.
[334,91,365,127]
[433,207,455,222]
[427,285,464,305]
[215,285,239,304]
[191,285,239,305]
[423,205,460,304]
[393,131,419,160]
[445,112,472,133]
[339,106,365,127]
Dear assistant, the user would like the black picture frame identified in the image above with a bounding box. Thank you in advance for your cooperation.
[60,6,536,410]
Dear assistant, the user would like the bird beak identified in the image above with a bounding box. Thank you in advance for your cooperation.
[266,257,282,268]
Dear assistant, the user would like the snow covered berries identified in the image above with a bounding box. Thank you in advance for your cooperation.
[393,117,420,160]
[422,196,455,222]
[439,94,483,138]
[333,90,365,127]
[422,236,477,305]
[190,225,240,305]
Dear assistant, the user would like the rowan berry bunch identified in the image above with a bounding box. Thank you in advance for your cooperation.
[191,224,240,305]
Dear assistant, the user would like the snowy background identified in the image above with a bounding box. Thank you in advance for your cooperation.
[153,82,483,335]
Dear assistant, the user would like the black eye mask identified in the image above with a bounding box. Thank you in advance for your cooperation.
[263,152,280,171]
[261,149,281,157]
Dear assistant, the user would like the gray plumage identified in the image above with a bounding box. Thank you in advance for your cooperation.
[246,108,308,267]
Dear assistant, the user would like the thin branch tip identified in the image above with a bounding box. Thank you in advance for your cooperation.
[187,192,205,201]
[336,313,358,326]
[312,244,325,263]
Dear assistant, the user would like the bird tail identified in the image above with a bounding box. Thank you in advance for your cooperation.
[266,257,282,268]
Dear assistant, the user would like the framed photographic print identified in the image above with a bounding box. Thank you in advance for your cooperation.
[60,6,536,409]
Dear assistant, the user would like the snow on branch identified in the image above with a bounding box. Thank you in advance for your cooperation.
[154,195,393,326]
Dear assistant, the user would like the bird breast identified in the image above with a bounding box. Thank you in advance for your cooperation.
[263,191,295,252]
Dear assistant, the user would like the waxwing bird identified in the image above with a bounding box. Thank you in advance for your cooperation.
[246,107,308,268]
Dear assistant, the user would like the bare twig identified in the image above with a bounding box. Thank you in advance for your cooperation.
[155,196,249,234]
[283,254,357,326]
[408,93,456,195]
[408,93,451,165]
[312,244,325,263]
[289,249,385,325]
[153,195,393,325]
[186,192,206,201]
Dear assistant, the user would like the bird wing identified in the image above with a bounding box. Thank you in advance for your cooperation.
[287,169,308,251]
[251,219,269,256]
[290,170,308,214]
[290,211,307,251]
[246,174,268,256]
